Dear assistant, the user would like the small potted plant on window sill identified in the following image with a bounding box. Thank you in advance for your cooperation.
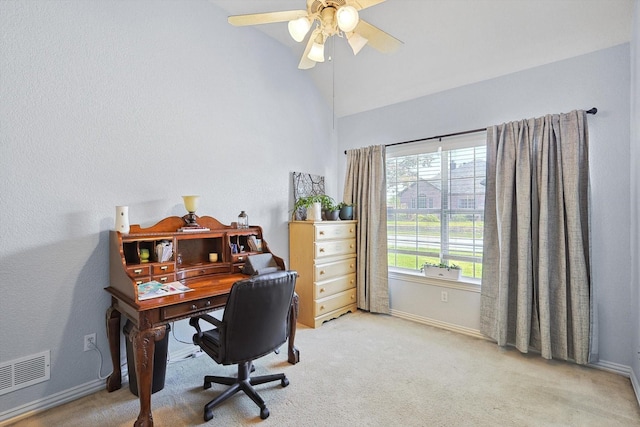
[421,262,462,280]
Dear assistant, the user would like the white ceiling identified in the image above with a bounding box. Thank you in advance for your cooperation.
[209,0,634,118]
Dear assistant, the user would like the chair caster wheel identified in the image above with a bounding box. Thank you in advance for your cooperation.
[204,409,213,421]
[281,377,289,387]
[260,407,270,420]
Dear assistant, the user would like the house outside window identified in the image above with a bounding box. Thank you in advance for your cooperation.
[386,133,486,279]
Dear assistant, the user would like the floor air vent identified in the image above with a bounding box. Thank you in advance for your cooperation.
[0,350,50,396]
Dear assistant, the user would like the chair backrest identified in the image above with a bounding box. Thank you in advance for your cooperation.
[221,270,297,364]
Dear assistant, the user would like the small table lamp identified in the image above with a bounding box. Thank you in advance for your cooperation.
[182,195,201,228]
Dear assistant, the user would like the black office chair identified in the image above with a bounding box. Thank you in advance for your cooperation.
[190,270,297,421]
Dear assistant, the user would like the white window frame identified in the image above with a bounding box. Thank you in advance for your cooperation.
[386,131,486,282]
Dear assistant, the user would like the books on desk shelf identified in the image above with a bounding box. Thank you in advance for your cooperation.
[137,280,193,301]
[247,235,262,252]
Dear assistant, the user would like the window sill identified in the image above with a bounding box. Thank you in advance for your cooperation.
[388,267,481,293]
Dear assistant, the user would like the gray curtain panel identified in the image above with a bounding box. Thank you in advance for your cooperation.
[480,110,591,364]
[344,145,389,314]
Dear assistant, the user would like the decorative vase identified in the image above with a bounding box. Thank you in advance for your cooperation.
[339,205,353,220]
[115,206,130,234]
[307,202,322,221]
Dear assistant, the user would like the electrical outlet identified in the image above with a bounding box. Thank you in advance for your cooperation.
[84,333,96,352]
[440,291,448,303]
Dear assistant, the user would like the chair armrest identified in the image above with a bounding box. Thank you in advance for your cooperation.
[189,314,222,338]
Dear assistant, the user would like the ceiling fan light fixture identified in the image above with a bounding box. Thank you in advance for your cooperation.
[288,17,311,42]
[347,31,368,55]
[308,37,325,62]
[336,6,359,33]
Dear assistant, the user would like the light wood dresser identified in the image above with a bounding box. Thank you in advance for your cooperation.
[289,220,357,328]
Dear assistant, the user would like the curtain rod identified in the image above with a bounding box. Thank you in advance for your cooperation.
[344,107,597,154]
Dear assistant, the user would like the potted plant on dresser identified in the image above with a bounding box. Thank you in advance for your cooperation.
[320,196,340,220]
[337,202,355,220]
[292,195,324,221]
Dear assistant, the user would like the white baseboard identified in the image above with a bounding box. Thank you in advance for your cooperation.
[390,308,488,340]
[0,345,200,426]
[631,366,640,407]
[390,308,639,392]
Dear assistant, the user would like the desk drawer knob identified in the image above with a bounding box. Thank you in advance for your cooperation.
[205,301,211,307]
[191,304,197,310]
[160,266,168,271]
[160,277,167,282]
[134,269,143,274]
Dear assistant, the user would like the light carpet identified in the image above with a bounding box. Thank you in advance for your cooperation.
[7,311,640,426]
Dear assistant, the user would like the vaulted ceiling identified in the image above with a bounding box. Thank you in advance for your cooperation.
[209,0,634,118]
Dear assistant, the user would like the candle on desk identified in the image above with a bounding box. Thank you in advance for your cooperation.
[209,253,218,263]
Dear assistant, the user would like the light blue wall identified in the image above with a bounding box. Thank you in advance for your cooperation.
[630,0,640,400]
[0,0,334,415]
[337,44,633,369]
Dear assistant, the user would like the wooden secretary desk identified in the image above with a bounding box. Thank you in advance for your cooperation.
[105,215,299,427]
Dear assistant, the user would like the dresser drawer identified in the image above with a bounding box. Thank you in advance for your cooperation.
[315,239,356,259]
[314,257,356,281]
[315,273,356,299]
[315,288,356,316]
[315,223,356,241]
[152,263,175,274]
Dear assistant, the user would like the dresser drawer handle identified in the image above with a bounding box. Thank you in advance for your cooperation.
[319,288,325,293]
[191,304,197,310]
[319,248,325,253]
[160,265,168,271]
[319,305,325,311]
[350,279,354,285]
[350,264,354,269]
[134,269,143,274]
[350,244,354,249]
[319,270,325,275]
[349,228,354,233]
[351,294,355,300]
[319,231,325,235]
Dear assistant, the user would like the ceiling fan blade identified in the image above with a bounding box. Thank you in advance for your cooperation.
[298,28,320,70]
[350,0,387,11]
[228,10,307,26]
[353,19,402,53]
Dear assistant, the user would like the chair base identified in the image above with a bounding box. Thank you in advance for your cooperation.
[202,361,289,421]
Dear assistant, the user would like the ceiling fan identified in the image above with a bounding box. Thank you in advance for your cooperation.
[227,0,403,69]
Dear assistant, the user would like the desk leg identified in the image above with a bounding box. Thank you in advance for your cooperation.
[287,293,300,364]
[131,325,166,427]
[106,305,122,392]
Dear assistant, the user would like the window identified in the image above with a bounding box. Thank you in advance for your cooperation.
[386,132,486,279]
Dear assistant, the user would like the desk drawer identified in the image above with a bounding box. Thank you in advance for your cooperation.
[127,265,151,277]
[315,223,356,241]
[151,273,176,284]
[161,295,227,321]
[315,273,356,299]
[315,288,356,317]
[176,265,228,280]
[152,263,175,274]
[314,257,356,281]
[315,239,356,259]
